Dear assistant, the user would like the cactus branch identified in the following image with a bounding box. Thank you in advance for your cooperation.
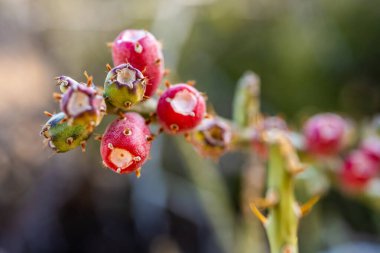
[263,130,300,253]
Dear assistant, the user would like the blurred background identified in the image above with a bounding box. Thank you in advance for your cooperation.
[0,0,380,252]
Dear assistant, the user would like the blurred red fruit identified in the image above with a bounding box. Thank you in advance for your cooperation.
[304,113,347,156]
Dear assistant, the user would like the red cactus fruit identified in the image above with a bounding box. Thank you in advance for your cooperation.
[112,29,164,97]
[156,84,206,134]
[341,150,378,189]
[303,113,347,156]
[100,112,152,174]
[360,137,380,165]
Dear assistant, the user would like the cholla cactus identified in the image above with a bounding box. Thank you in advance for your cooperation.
[40,28,380,253]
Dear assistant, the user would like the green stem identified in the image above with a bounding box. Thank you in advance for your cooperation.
[266,144,299,253]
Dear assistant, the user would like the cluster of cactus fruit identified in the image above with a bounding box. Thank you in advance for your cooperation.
[41,29,214,177]
[41,28,380,253]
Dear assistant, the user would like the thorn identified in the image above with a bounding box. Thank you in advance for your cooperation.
[123,128,132,136]
[118,111,126,119]
[249,202,267,225]
[164,69,170,77]
[158,127,164,135]
[165,80,171,88]
[124,101,132,109]
[106,63,112,71]
[66,137,74,145]
[204,113,212,119]
[52,92,62,101]
[146,134,155,142]
[116,167,121,173]
[107,143,114,150]
[60,117,68,124]
[135,168,141,178]
[43,111,53,117]
[186,80,196,86]
[83,71,93,87]
[154,58,161,65]
[145,112,156,125]
[184,132,191,142]
[300,195,321,217]
[106,42,114,48]
[80,141,86,152]
[170,124,179,133]
[141,67,147,74]
[253,196,277,209]
[143,95,150,100]
[200,92,208,100]
[94,134,103,141]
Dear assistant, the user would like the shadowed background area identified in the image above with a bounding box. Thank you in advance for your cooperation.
[0,0,380,252]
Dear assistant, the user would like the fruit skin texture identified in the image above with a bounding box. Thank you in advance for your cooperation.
[303,113,347,156]
[60,83,106,127]
[100,112,152,174]
[341,150,378,189]
[40,112,91,153]
[103,63,146,111]
[156,84,206,134]
[112,29,164,97]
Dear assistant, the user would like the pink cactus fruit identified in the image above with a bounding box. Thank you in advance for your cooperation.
[112,29,164,97]
[304,113,347,156]
[156,84,206,134]
[100,112,152,175]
